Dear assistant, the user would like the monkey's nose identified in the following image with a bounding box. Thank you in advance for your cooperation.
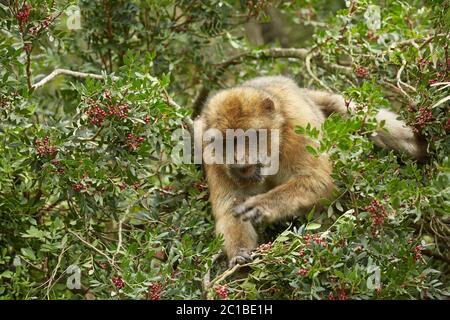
[231,164,256,177]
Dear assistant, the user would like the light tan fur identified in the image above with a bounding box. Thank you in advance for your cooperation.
[195,76,426,266]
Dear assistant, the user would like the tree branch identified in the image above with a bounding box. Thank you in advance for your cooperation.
[31,68,119,90]
[30,68,183,112]
[191,47,352,117]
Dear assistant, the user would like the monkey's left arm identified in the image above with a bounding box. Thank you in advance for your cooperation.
[233,164,334,224]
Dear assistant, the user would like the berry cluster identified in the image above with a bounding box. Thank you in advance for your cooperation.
[109,102,129,120]
[214,284,228,299]
[303,233,328,247]
[112,277,125,289]
[51,159,64,174]
[35,136,57,157]
[73,183,85,192]
[85,91,129,127]
[28,16,51,35]
[119,183,127,191]
[125,133,145,151]
[16,3,32,32]
[412,244,424,262]
[154,251,166,261]
[298,268,309,276]
[413,107,433,134]
[418,58,433,71]
[445,118,450,132]
[148,283,162,300]
[161,185,175,192]
[132,182,141,190]
[86,104,107,126]
[256,242,272,253]
[364,199,387,226]
[355,66,369,78]
[328,288,348,300]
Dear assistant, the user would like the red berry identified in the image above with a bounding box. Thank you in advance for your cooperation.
[35,136,57,157]
[154,251,166,261]
[214,284,228,299]
[148,283,162,300]
[413,107,433,134]
[298,268,309,276]
[337,288,348,300]
[364,199,387,226]
[445,118,450,132]
[355,66,369,78]
[112,277,125,289]
[73,183,85,192]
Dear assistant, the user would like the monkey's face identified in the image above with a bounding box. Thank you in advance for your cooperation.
[203,87,284,183]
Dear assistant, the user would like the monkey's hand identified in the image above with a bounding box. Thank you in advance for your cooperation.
[229,248,253,268]
[233,195,274,225]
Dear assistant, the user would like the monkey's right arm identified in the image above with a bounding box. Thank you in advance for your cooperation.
[206,167,259,267]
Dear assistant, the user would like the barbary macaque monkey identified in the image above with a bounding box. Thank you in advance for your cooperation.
[194,76,426,267]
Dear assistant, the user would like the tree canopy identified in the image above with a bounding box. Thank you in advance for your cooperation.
[0,0,449,299]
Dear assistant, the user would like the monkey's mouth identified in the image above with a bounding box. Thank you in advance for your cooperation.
[228,164,262,182]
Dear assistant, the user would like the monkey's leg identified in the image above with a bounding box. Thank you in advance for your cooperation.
[234,167,334,224]
[215,213,258,267]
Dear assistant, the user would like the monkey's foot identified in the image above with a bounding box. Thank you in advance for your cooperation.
[228,249,253,268]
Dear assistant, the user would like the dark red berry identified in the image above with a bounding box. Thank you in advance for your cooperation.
[214,284,228,299]
[355,66,369,78]
[112,277,125,289]
[35,136,57,157]
[148,283,162,300]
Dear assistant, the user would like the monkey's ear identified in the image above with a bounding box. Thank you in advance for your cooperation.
[261,97,274,112]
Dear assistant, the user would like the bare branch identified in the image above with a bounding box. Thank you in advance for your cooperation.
[306,52,332,91]
[192,47,352,117]
[396,56,415,104]
[31,68,119,90]
[30,68,184,116]
[68,230,118,269]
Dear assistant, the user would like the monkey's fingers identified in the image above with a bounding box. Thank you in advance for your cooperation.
[228,249,253,268]
[233,204,263,224]
[233,202,250,215]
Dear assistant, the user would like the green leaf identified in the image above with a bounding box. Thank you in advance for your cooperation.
[20,248,36,261]
[305,223,321,230]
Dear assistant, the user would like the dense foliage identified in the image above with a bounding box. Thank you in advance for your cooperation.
[0,0,449,299]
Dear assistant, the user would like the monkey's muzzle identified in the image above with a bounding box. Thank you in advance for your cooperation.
[228,163,262,182]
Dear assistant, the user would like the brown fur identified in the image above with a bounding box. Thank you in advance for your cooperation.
[195,76,426,266]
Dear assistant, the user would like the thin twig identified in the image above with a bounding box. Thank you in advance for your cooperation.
[31,68,119,90]
[192,47,352,117]
[45,246,70,299]
[396,57,415,104]
[31,68,183,116]
[305,52,331,91]
[202,251,224,298]
[68,230,117,268]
